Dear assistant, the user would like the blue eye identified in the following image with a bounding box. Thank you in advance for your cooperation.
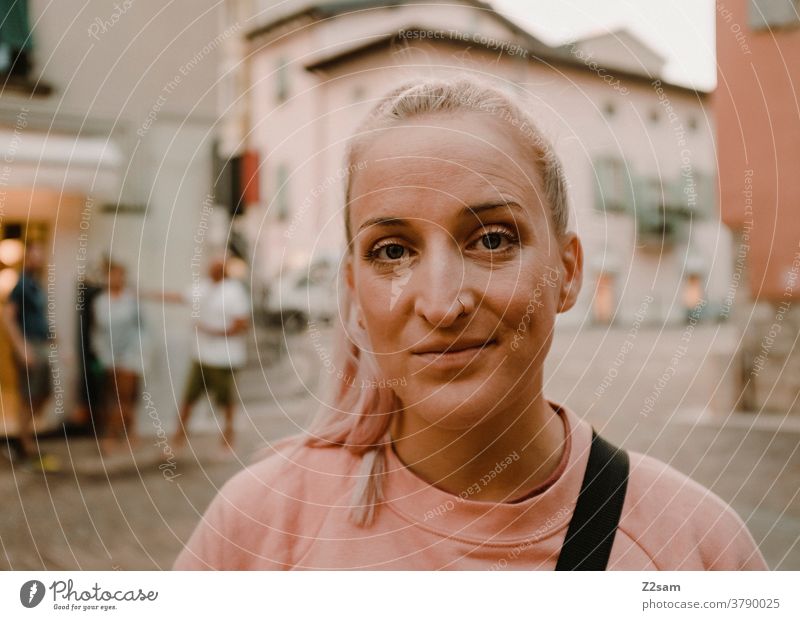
[477,227,518,251]
[384,244,405,260]
[365,242,407,263]
[482,232,504,250]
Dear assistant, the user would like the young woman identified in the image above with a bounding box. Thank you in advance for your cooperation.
[92,260,146,455]
[174,76,767,570]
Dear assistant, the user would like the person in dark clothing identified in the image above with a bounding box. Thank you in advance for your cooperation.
[1,242,60,472]
[67,273,106,438]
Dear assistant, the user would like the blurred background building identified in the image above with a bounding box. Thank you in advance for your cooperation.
[218,0,724,329]
[715,0,800,414]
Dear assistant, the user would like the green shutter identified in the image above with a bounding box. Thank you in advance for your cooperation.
[749,0,800,30]
[0,0,33,51]
[593,156,632,213]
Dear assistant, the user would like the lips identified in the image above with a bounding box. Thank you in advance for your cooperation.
[412,338,496,355]
[411,339,497,371]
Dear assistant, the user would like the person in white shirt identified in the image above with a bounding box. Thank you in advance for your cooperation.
[92,260,146,455]
[172,257,250,452]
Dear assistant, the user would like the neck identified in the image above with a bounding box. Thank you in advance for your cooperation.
[389,380,565,503]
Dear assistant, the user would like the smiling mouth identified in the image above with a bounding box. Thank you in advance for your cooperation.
[412,339,497,358]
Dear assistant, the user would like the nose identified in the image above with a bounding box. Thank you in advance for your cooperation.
[411,241,470,327]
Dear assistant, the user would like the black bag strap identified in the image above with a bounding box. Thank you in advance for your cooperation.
[555,429,629,571]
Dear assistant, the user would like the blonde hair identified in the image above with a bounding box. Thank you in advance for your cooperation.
[301,74,570,527]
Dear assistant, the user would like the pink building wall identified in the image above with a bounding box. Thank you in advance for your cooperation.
[715,0,800,301]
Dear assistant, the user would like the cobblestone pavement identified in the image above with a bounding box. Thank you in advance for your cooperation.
[1,324,797,569]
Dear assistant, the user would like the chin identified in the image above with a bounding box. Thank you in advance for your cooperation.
[403,384,506,431]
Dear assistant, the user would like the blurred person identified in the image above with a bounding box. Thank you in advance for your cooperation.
[1,241,60,472]
[169,256,250,454]
[66,261,106,437]
[174,76,767,570]
[92,260,146,455]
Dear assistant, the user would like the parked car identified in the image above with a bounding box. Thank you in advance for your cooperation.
[264,255,341,330]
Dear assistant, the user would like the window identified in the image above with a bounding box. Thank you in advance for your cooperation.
[0,0,33,80]
[692,172,715,216]
[276,58,289,103]
[749,0,800,30]
[593,156,634,213]
[274,164,290,222]
[634,177,684,246]
[602,101,616,118]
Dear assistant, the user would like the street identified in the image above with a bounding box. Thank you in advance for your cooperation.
[1,323,798,570]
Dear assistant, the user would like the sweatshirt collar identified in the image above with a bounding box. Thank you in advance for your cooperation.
[381,402,592,545]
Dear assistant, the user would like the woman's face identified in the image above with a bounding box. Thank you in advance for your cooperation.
[346,111,582,430]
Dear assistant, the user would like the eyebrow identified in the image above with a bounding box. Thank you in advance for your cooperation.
[357,202,524,233]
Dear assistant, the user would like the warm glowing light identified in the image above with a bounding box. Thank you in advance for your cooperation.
[0,238,24,266]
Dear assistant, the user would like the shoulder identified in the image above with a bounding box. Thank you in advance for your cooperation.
[173,436,360,570]
[222,436,358,507]
[620,450,767,570]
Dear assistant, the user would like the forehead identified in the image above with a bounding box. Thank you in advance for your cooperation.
[348,112,548,231]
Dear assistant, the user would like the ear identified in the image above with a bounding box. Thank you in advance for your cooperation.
[557,232,583,313]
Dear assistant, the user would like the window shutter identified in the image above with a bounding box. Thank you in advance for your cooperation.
[0,0,33,51]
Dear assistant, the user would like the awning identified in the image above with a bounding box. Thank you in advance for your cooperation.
[0,128,123,200]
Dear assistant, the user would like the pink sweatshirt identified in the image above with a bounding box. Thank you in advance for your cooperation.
[173,403,768,570]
